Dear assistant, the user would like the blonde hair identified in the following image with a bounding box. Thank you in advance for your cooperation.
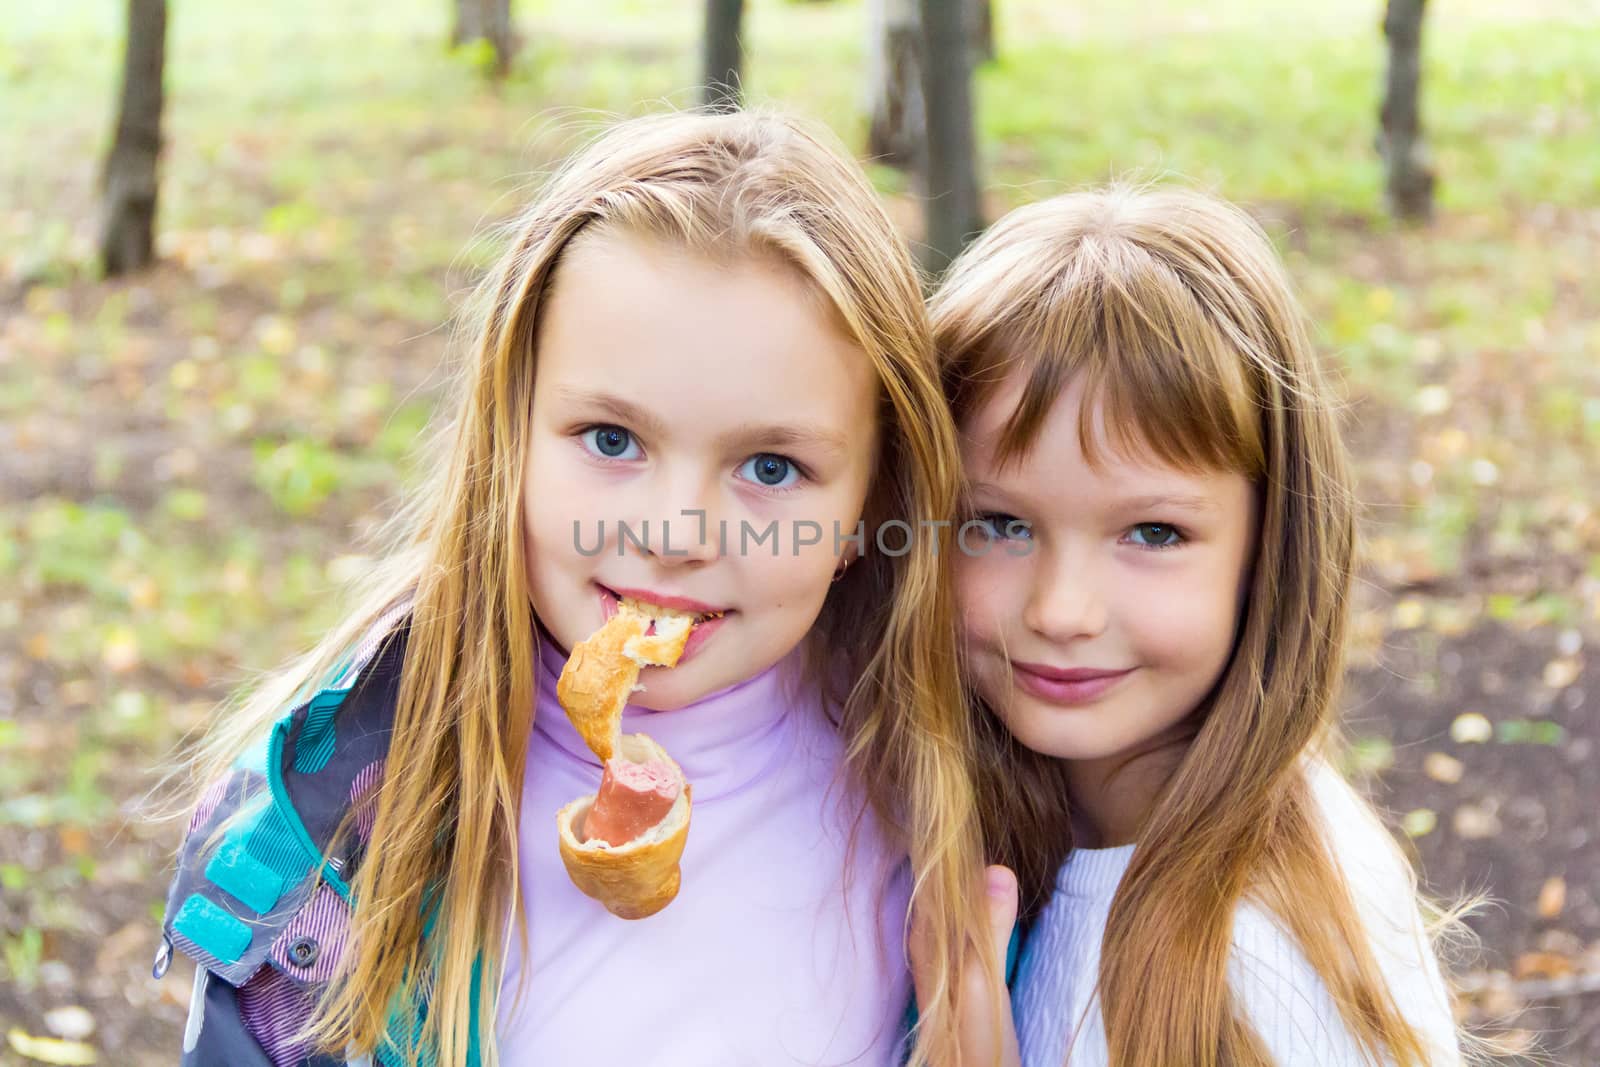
[933,185,1462,1066]
[184,110,991,1066]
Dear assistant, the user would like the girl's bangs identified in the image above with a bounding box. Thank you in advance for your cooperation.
[979,239,1269,481]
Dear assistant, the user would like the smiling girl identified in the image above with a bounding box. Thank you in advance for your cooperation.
[927,186,1464,1066]
[158,111,995,1067]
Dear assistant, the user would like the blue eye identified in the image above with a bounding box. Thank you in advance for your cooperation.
[583,425,640,460]
[1127,522,1182,548]
[974,512,1032,541]
[739,453,800,489]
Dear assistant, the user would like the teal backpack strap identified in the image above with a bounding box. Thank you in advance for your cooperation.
[1004,918,1022,984]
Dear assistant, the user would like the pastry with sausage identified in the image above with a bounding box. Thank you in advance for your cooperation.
[554,599,696,919]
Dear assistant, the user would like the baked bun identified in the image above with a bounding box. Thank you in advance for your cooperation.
[555,734,691,920]
[554,600,695,918]
[556,600,692,761]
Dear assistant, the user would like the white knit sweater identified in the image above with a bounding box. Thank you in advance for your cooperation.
[1011,761,1462,1066]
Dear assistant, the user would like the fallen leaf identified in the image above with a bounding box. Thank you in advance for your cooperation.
[1512,951,1574,981]
[1537,877,1567,919]
[59,680,96,707]
[1415,385,1452,416]
[1464,970,1521,1018]
[1402,809,1437,837]
[101,628,140,674]
[1453,803,1502,840]
[168,360,199,390]
[57,827,90,857]
[91,922,148,974]
[220,559,251,595]
[41,1007,94,1042]
[1425,428,1469,462]
[1450,712,1493,744]
[127,576,159,610]
[1392,598,1427,629]
[1542,657,1581,688]
[5,1028,97,1065]
[1423,752,1464,784]
[258,316,296,356]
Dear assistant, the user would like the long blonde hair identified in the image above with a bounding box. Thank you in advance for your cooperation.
[933,185,1457,1066]
[184,110,991,1066]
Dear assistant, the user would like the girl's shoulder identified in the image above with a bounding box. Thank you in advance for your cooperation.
[1226,761,1460,1065]
[155,606,413,1064]
[1228,899,1459,1066]
[1227,903,1374,1064]
[1303,758,1448,963]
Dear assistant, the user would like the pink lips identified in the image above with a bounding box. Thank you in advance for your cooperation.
[1009,661,1133,706]
[604,584,729,616]
[595,583,731,665]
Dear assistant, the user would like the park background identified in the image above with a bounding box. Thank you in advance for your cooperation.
[2,0,1597,1062]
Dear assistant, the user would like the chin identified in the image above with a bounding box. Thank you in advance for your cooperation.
[624,657,723,711]
[996,705,1105,762]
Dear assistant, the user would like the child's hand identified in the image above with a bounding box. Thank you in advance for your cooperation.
[909,864,1022,1067]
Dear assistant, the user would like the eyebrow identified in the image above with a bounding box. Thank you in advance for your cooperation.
[1115,493,1218,514]
[556,388,849,456]
[966,481,1217,515]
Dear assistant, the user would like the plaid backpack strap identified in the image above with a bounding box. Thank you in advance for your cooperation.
[158,603,414,1066]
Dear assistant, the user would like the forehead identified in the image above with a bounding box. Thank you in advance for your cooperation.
[961,368,1221,500]
[963,369,1092,471]
[534,231,877,432]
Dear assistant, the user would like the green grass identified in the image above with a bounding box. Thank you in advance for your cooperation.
[1,0,1595,755]
[2,0,1594,658]
[0,4,1597,1056]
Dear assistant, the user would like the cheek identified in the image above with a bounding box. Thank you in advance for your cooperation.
[748,543,833,597]
[954,555,1013,641]
[739,522,849,617]
[523,448,596,567]
[1128,567,1241,678]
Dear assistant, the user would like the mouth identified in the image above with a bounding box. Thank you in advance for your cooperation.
[1008,660,1134,706]
[596,583,733,636]
[1010,662,1132,684]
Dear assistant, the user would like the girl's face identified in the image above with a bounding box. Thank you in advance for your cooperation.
[955,371,1257,769]
[523,231,879,710]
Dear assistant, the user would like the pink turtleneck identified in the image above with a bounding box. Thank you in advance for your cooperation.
[496,637,912,1065]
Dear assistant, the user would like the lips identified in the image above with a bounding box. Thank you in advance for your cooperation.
[1011,662,1131,683]
[1009,660,1134,706]
[595,583,732,664]
[599,583,731,622]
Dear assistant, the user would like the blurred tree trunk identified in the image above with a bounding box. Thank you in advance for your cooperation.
[866,0,923,167]
[919,0,981,274]
[702,0,744,111]
[452,0,516,79]
[968,0,994,65]
[1379,0,1434,219]
[101,0,167,277]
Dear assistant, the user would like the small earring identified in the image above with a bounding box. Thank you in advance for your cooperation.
[831,558,853,583]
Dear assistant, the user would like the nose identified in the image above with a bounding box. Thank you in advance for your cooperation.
[636,466,721,567]
[1020,542,1106,641]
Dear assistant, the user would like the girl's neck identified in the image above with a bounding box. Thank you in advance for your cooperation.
[1063,725,1192,849]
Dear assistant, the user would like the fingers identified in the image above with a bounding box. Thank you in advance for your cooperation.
[910,867,1020,1024]
[955,866,1022,1067]
[985,864,1019,960]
